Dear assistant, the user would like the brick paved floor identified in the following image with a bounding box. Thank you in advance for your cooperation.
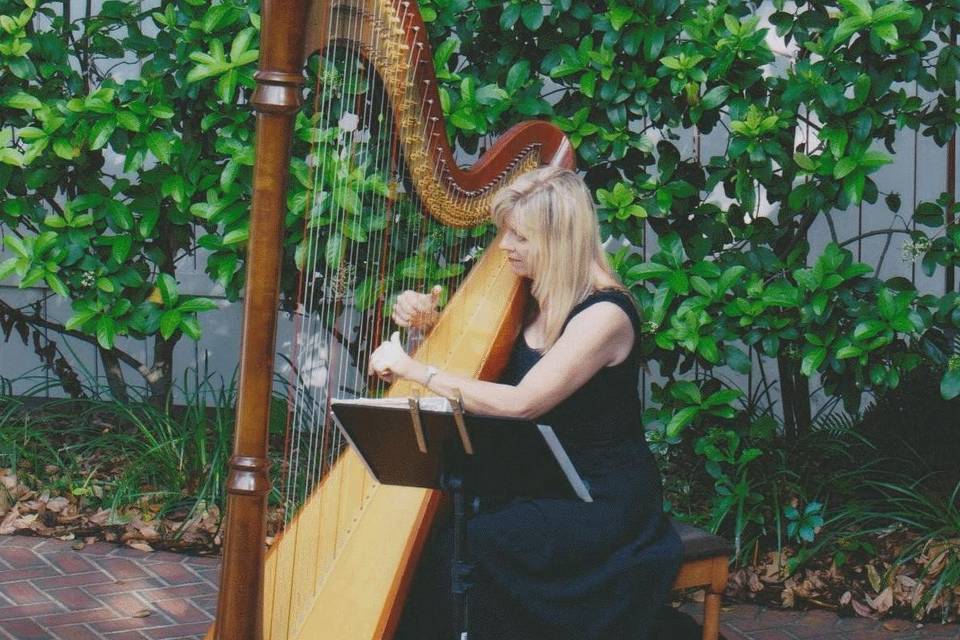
[0,535,218,640]
[2,533,959,640]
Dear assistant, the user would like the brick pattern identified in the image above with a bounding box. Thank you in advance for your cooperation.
[2,533,958,640]
[0,536,219,640]
[681,603,960,640]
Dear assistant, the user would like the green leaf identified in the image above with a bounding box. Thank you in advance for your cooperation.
[873,22,898,46]
[608,5,634,31]
[96,277,115,293]
[839,0,873,19]
[874,3,913,23]
[941,369,960,400]
[833,157,858,179]
[801,347,827,376]
[326,234,344,268]
[96,316,117,349]
[111,235,133,263]
[704,389,742,407]
[500,2,520,29]
[150,105,175,119]
[65,309,97,331]
[853,319,886,341]
[3,236,28,258]
[627,263,672,281]
[156,273,179,307]
[222,228,249,245]
[762,281,800,307]
[520,3,544,30]
[159,310,182,339]
[0,148,24,167]
[179,315,202,340]
[0,258,17,281]
[216,68,239,103]
[670,381,702,405]
[666,406,700,438]
[700,85,729,110]
[476,84,509,106]
[4,91,42,111]
[836,345,863,359]
[843,171,866,204]
[860,150,892,170]
[914,202,943,227]
[724,346,751,374]
[833,15,871,46]
[506,60,530,93]
[145,132,171,164]
[116,111,141,132]
[177,297,219,313]
[43,273,68,297]
[580,71,597,98]
[698,337,721,363]
[230,27,255,61]
[89,119,116,150]
[52,139,78,160]
[203,4,239,33]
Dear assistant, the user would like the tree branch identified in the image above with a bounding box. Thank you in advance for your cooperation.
[838,228,912,248]
[0,297,149,377]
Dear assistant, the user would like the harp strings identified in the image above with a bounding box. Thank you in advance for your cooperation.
[276,0,524,606]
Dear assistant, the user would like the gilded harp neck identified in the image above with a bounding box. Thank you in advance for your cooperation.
[302,0,573,226]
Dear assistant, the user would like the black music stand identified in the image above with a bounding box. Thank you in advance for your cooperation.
[331,394,591,640]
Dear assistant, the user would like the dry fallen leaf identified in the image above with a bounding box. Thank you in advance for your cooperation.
[867,587,894,614]
[851,598,876,619]
[867,563,883,593]
[45,496,69,513]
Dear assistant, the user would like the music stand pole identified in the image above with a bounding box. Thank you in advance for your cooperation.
[442,472,474,640]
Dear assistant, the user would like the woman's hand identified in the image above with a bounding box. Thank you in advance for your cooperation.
[392,285,442,331]
[368,331,414,383]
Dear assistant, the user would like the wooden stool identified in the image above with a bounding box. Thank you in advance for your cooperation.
[670,519,733,640]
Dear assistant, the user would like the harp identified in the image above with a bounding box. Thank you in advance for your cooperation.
[210,0,573,638]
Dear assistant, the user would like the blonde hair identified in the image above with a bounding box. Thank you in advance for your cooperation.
[491,166,623,349]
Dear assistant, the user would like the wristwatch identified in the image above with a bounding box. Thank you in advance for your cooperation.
[422,365,439,387]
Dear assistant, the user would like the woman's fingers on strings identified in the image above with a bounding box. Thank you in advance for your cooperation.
[392,310,411,327]
[393,287,441,330]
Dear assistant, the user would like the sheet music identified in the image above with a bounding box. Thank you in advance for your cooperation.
[334,395,454,412]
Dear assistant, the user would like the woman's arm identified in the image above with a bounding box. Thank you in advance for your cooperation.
[368,301,635,419]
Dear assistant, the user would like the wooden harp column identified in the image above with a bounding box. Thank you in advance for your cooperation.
[213,0,574,638]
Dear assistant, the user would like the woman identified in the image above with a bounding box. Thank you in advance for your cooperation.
[369,166,681,640]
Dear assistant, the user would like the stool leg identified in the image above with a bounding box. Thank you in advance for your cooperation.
[701,557,728,640]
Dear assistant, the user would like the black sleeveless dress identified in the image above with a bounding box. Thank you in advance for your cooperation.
[399,289,681,640]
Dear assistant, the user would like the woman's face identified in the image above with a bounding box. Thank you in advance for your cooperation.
[498,210,535,279]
